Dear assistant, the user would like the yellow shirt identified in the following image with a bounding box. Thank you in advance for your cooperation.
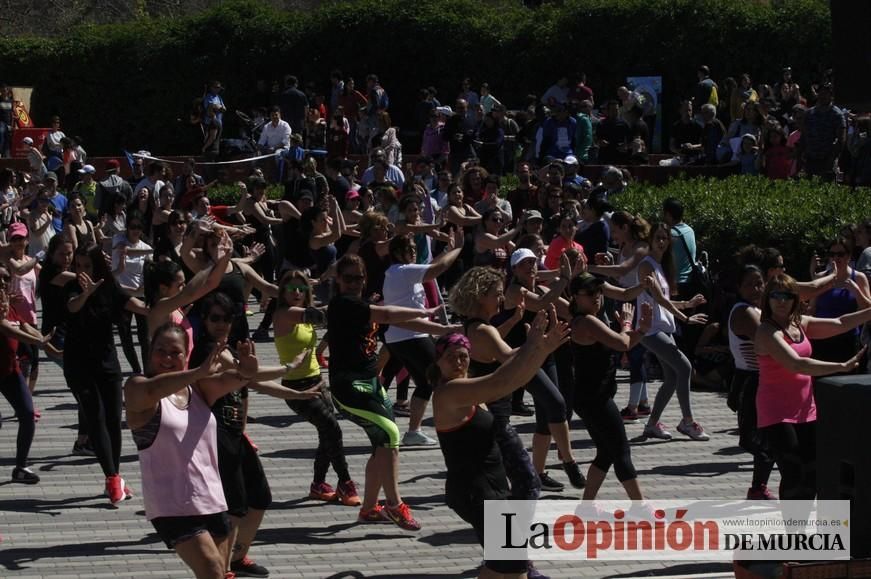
[275,322,320,381]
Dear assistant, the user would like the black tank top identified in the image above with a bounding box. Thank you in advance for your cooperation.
[206,262,250,342]
[463,317,511,418]
[571,315,618,407]
[437,405,508,495]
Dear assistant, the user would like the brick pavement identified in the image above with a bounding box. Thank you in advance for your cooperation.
[0,309,754,578]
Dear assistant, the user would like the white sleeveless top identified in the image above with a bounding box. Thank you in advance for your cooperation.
[728,302,760,371]
[617,245,639,288]
[637,256,675,335]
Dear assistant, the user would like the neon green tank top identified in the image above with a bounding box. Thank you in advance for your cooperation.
[275,322,320,380]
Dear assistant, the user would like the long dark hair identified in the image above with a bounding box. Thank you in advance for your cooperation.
[75,243,112,282]
[144,260,182,307]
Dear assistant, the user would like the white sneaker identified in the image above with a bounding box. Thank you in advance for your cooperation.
[402,430,438,446]
[677,420,710,441]
[642,422,673,440]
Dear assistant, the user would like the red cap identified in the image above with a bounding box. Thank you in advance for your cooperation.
[106,159,121,170]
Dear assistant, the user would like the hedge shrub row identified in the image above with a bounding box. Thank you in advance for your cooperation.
[615,176,871,280]
[0,0,831,155]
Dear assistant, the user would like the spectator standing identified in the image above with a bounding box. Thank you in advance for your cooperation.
[800,83,846,182]
[279,76,309,136]
[693,66,718,119]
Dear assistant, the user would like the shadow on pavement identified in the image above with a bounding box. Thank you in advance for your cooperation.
[0,535,163,571]
[602,561,733,577]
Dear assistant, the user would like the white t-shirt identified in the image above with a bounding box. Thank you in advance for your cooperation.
[383,263,428,344]
[112,236,153,297]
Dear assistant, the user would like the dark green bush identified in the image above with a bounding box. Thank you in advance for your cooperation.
[615,176,871,280]
[0,0,831,155]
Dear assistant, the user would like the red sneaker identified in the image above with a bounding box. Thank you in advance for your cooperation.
[747,484,774,500]
[309,481,337,502]
[105,474,124,506]
[336,480,362,507]
[317,353,329,368]
[123,483,134,500]
[385,502,421,531]
[357,503,389,523]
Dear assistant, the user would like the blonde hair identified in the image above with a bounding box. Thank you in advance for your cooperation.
[448,267,505,317]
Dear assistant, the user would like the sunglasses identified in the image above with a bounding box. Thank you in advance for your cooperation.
[285,284,308,293]
[769,291,797,302]
[342,274,365,283]
[828,250,847,258]
[207,313,234,324]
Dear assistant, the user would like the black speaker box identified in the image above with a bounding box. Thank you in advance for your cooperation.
[814,374,871,558]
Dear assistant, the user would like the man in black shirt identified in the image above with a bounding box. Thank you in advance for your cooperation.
[669,100,704,164]
[278,75,308,135]
[596,100,630,165]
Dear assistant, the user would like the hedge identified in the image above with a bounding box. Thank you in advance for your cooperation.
[615,175,871,281]
[0,0,831,155]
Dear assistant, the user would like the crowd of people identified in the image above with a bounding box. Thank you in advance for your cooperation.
[0,65,869,579]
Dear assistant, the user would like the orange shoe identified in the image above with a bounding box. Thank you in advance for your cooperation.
[357,503,389,523]
[309,481,337,502]
[336,479,362,506]
[385,501,421,531]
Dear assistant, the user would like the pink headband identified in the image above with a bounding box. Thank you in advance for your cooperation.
[435,332,471,358]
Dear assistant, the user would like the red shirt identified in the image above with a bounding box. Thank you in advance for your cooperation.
[764,145,792,180]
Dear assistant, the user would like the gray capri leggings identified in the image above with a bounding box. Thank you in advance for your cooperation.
[641,332,693,423]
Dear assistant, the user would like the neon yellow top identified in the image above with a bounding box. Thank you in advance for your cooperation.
[274,322,320,380]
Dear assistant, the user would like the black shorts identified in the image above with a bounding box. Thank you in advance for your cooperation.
[217,428,272,517]
[151,512,230,549]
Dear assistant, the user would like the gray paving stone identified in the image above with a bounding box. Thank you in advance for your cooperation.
[0,308,748,577]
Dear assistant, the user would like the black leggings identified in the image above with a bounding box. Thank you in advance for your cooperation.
[526,362,567,435]
[385,337,436,402]
[65,366,123,477]
[445,474,527,575]
[576,396,637,482]
[284,377,351,484]
[733,369,774,488]
[492,411,540,500]
[761,421,817,500]
[1,372,35,468]
[117,311,149,373]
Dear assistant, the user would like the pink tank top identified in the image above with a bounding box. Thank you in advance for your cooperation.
[756,324,817,428]
[136,386,227,520]
[170,309,194,363]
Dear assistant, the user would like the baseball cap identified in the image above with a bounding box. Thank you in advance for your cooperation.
[564,155,579,166]
[44,171,58,182]
[8,222,28,239]
[22,137,34,145]
[106,159,121,170]
[510,248,538,268]
[524,209,543,222]
[78,164,96,175]
[345,190,360,201]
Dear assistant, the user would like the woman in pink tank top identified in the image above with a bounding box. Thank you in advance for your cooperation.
[124,323,259,579]
[755,273,871,500]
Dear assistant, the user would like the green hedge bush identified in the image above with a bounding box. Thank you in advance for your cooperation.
[615,176,871,281]
[0,0,831,155]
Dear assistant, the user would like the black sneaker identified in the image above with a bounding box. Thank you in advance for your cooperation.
[251,328,270,342]
[562,461,586,489]
[12,467,40,484]
[230,556,269,578]
[72,440,96,457]
[538,471,564,492]
[511,403,534,417]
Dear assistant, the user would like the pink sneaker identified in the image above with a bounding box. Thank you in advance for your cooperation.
[747,484,774,500]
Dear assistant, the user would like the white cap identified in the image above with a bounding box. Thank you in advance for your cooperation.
[78,164,96,174]
[435,106,454,117]
[564,155,579,165]
[510,248,538,268]
[22,137,34,145]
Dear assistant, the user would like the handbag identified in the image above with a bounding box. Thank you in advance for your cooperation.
[673,227,713,300]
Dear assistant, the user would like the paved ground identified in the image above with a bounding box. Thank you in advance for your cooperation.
[0,308,754,578]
